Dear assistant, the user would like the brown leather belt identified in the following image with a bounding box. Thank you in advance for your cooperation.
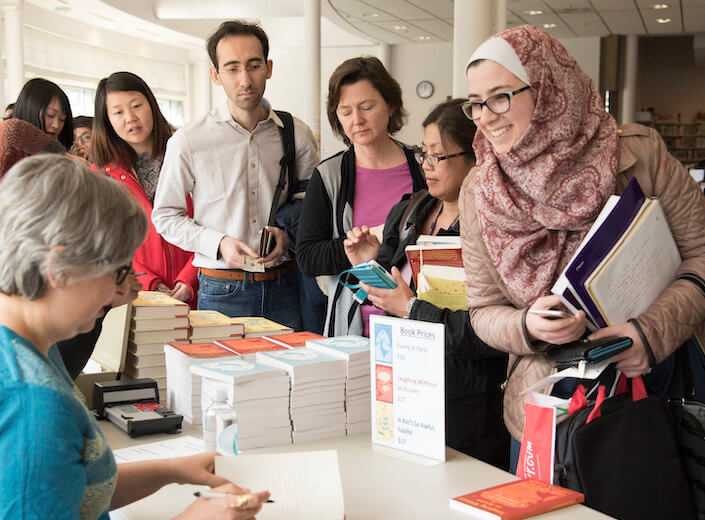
[201,261,294,282]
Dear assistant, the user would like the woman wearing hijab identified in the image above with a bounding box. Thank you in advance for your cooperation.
[460,25,705,470]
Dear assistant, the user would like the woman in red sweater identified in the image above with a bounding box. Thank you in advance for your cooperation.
[92,72,197,306]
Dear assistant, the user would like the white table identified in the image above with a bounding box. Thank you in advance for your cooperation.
[102,421,613,519]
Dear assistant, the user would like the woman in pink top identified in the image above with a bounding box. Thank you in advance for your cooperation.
[297,56,426,337]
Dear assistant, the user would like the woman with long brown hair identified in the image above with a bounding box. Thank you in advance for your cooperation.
[92,71,197,306]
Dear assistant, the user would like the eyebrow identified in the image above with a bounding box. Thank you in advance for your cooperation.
[221,57,263,68]
[337,99,376,109]
[108,97,142,109]
[467,84,515,99]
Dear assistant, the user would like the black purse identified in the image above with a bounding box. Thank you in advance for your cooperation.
[545,336,632,368]
[554,375,696,520]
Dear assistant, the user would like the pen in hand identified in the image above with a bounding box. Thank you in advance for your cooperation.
[193,491,274,503]
[132,272,147,276]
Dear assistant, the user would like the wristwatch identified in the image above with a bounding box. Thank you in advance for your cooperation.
[404,297,417,318]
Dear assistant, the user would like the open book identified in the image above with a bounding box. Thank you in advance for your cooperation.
[552,178,681,329]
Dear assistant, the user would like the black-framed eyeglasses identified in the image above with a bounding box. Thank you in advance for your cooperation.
[414,149,470,167]
[115,265,131,285]
[461,85,531,121]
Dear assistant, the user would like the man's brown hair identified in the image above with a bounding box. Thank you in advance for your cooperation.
[206,20,269,69]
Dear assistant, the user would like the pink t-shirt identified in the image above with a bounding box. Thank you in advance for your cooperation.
[353,162,414,336]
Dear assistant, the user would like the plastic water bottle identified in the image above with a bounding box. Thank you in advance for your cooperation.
[203,387,238,454]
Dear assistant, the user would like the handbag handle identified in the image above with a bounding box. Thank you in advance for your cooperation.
[584,375,648,424]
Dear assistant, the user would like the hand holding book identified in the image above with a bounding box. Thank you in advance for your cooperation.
[360,266,415,317]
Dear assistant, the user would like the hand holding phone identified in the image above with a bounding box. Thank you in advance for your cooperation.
[528,309,574,320]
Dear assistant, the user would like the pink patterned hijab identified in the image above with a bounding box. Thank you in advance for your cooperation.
[468,25,618,304]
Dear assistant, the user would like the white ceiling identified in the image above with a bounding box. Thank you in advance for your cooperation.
[28,0,705,48]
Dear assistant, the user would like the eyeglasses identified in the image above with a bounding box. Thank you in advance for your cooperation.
[460,85,531,121]
[74,133,91,144]
[115,265,131,285]
[414,149,470,167]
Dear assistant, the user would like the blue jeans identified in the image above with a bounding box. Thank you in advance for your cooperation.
[198,269,303,331]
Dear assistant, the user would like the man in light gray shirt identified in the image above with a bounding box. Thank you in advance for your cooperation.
[152,20,319,330]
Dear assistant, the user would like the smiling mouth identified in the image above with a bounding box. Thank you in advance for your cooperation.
[490,125,511,138]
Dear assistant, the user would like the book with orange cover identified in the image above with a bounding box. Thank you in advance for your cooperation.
[262,331,325,348]
[405,243,463,288]
[215,337,289,359]
[165,342,238,358]
[449,479,584,519]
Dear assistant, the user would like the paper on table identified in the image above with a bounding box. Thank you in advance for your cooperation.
[215,450,344,520]
[111,436,203,463]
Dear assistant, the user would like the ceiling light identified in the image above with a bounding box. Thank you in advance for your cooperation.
[652,4,669,9]
[103,22,115,30]
[363,13,379,18]
[543,23,557,29]
[418,35,431,40]
[392,25,407,31]
[525,10,543,15]
[656,17,671,23]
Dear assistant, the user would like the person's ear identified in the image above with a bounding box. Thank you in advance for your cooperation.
[45,245,66,289]
[266,60,273,80]
[209,66,222,86]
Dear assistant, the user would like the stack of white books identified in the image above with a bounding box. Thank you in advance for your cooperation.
[257,348,347,443]
[124,292,189,399]
[307,335,371,434]
[190,359,292,450]
[188,310,245,343]
[163,342,238,425]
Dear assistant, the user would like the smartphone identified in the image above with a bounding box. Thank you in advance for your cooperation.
[528,309,574,320]
[547,336,633,365]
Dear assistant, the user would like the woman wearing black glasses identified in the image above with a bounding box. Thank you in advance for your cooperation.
[342,99,510,469]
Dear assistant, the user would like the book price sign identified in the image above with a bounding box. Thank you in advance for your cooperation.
[369,315,445,461]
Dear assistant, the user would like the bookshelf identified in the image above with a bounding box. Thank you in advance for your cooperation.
[650,122,705,164]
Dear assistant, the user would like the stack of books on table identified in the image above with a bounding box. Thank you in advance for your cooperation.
[257,348,347,443]
[190,358,292,450]
[307,335,371,434]
[124,292,189,399]
[229,317,293,338]
[213,331,324,359]
[188,310,245,343]
[163,342,238,425]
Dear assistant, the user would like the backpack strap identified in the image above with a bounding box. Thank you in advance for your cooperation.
[398,189,429,242]
[268,110,296,227]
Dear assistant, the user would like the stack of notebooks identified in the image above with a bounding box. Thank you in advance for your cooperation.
[257,348,347,443]
[163,342,238,425]
[552,178,681,330]
[191,359,292,450]
[188,310,245,343]
[307,335,371,434]
[124,292,189,399]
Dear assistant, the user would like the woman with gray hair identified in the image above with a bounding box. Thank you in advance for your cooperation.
[0,155,268,519]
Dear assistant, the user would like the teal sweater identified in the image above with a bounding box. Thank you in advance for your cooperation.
[0,326,117,519]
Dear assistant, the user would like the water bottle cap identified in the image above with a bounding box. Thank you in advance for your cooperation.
[214,386,228,402]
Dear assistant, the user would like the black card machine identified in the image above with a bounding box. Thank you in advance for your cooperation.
[94,379,183,437]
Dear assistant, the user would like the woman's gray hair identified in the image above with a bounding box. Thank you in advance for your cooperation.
[0,154,148,299]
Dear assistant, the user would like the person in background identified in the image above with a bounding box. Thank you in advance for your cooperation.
[12,78,73,148]
[0,155,269,519]
[296,56,426,337]
[461,25,705,471]
[3,103,13,120]
[0,118,65,178]
[92,71,197,307]
[342,99,509,467]
[72,115,93,161]
[153,20,319,329]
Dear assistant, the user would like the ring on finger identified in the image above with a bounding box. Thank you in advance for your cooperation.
[230,493,253,510]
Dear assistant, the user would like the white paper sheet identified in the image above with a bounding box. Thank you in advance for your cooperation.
[111,435,203,463]
[215,450,344,519]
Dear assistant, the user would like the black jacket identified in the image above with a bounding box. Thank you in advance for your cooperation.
[378,191,509,468]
